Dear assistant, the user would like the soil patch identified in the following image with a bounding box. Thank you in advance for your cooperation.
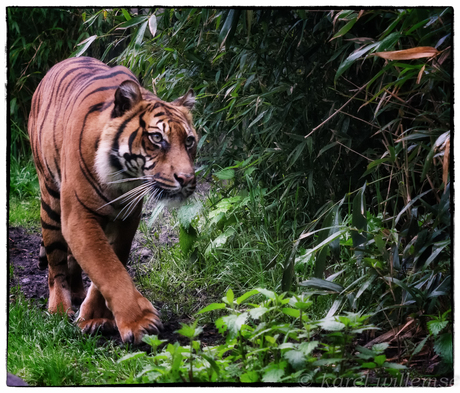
[9,226,48,303]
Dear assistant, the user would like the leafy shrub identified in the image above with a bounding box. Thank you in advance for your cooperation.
[119,287,406,384]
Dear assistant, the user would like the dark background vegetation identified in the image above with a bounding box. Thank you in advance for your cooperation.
[7,7,452,383]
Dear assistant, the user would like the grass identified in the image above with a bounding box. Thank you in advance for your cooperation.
[9,156,41,230]
[7,291,147,386]
[9,196,41,229]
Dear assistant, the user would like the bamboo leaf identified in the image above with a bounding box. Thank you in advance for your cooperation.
[248,110,267,128]
[246,10,253,39]
[219,9,236,47]
[317,142,338,157]
[303,229,347,257]
[282,239,300,292]
[330,16,358,41]
[133,20,149,48]
[299,277,344,293]
[351,184,367,253]
[70,35,97,57]
[394,189,431,225]
[148,14,157,37]
[117,15,149,29]
[335,43,378,82]
[121,8,131,21]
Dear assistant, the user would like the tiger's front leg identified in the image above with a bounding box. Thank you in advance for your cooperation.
[62,197,162,345]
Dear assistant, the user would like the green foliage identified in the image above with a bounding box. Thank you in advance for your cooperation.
[170,159,296,293]
[87,6,451,298]
[116,287,405,384]
[9,156,39,199]
[298,182,451,328]
[426,309,452,366]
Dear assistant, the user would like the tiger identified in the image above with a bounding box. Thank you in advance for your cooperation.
[28,56,197,344]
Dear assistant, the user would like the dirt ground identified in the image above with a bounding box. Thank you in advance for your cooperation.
[7,182,221,349]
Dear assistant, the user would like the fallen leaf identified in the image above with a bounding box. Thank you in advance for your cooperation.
[374,46,439,60]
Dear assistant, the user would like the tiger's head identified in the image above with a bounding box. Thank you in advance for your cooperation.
[95,80,198,212]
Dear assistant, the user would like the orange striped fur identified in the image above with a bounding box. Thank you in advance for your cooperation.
[28,57,197,344]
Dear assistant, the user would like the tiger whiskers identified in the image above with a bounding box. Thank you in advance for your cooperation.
[116,184,156,220]
[98,176,163,220]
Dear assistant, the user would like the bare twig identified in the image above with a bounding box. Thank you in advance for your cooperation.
[305,85,366,138]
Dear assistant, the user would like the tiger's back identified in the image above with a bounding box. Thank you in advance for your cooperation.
[29,57,141,191]
[28,57,197,344]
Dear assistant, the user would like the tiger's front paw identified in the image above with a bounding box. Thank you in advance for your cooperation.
[78,317,118,335]
[115,294,163,345]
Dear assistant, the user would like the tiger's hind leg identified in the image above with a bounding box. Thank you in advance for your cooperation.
[39,183,73,316]
[68,253,86,307]
[77,282,117,335]
[37,241,48,270]
[38,239,85,307]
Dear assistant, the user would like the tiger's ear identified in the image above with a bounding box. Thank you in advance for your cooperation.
[112,80,142,118]
[172,89,195,110]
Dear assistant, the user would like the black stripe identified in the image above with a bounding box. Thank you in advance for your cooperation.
[80,85,118,105]
[128,129,139,153]
[45,161,58,187]
[75,192,106,218]
[94,135,100,152]
[41,218,61,231]
[109,151,124,173]
[144,162,156,170]
[79,161,111,203]
[45,241,67,254]
[94,101,114,153]
[41,199,61,223]
[44,182,60,199]
[139,114,146,129]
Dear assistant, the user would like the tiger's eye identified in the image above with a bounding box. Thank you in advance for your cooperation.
[185,136,195,148]
[149,133,163,144]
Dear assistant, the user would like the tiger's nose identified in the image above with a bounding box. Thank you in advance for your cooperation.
[174,172,195,187]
